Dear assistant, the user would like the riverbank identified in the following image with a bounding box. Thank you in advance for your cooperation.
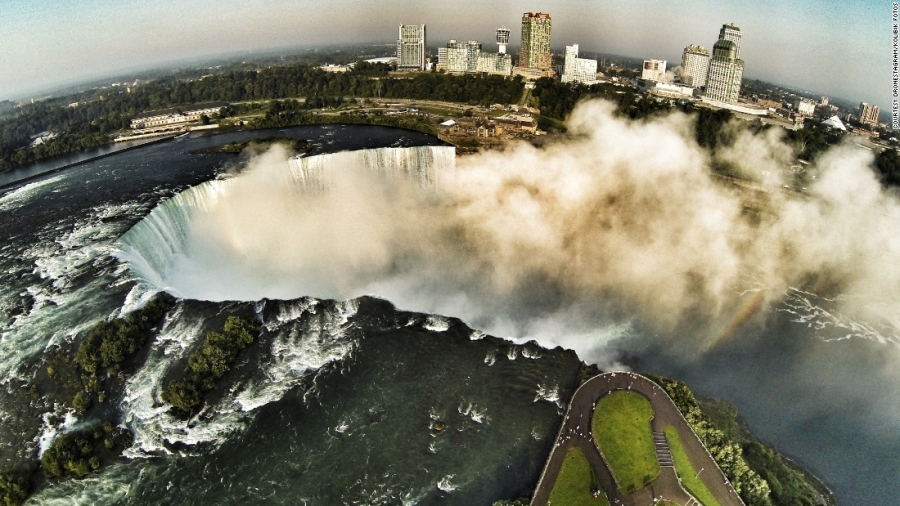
[0,135,177,192]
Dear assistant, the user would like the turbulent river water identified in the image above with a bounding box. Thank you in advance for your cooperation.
[0,124,897,505]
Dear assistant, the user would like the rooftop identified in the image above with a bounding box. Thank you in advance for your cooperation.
[134,102,228,120]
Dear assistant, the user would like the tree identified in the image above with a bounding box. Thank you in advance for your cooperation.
[875,149,900,187]
[0,470,29,506]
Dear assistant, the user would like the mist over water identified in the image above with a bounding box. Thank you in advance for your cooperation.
[0,116,896,504]
[119,102,900,351]
[112,104,900,503]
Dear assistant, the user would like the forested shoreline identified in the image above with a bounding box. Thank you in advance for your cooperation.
[2,58,897,189]
[0,62,519,172]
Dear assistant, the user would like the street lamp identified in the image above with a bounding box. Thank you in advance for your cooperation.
[695,467,704,479]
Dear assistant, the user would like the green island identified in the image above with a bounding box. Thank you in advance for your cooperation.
[40,421,133,480]
[547,447,609,506]
[665,425,721,506]
[0,300,265,506]
[162,315,262,416]
[0,469,29,506]
[194,135,311,155]
[0,294,179,505]
[70,292,176,413]
[592,390,660,494]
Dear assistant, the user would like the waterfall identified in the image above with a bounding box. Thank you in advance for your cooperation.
[115,146,455,302]
[288,145,454,191]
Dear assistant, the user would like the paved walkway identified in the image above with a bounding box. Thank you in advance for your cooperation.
[531,372,745,506]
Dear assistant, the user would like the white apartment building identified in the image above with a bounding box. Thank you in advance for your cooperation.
[641,59,667,82]
[719,23,742,58]
[858,102,880,127]
[705,39,743,103]
[681,45,710,88]
[440,40,481,74]
[561,44,598,84]
[397,24,426,71]
[476,52,513,76]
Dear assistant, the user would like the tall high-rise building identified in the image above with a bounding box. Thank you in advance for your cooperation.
[719,23,742,58]
[436,47,448,71]
[561,44,597,84]
[496,27,510,55]
[858,102,880,127]
[519,12,552,70]
[706,39,743,103]
[681,45,710,88]
[397,25,426,71]
[641,59,667,82]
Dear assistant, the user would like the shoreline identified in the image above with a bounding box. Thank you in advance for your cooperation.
[0,136,177,192]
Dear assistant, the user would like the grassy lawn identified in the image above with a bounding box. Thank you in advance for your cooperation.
[664,426,721,506]
[592,391,660,494]
[548,447,610,506]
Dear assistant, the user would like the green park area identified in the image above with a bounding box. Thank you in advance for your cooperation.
[547,447,609,506]
[592,391,660,494]
[664,426,721,506]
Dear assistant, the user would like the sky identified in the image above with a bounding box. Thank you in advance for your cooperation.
[0,0,887,110]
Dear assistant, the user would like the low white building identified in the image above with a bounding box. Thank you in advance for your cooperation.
[365,57,399,65]
[795,99,816,116]
[641,59,667,82]
[822,115,847,131]
[646,82,697,99]
[319,64,352,73]
[130,102,228,130]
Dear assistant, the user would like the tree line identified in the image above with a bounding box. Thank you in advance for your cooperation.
[648,375,835,506]
[0,62,521,173]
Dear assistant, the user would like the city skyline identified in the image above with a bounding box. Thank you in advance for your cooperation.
[0,1,886,112]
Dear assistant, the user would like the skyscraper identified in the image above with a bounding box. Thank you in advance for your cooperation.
[561,44,597,84]
[858,102,880,127]
[519,12,552,70]
[719,23,742,58]
[706,39,743,103]
[397,25,426,71]
[681,45,710,88]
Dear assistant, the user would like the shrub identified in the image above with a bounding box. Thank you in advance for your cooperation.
[0,469,29,506]
[71,391,91,414]
[41,424,133,480]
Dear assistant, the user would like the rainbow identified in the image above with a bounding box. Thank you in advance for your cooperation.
[704,288,768,352]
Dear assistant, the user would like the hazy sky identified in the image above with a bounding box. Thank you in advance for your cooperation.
[0,0,886,109]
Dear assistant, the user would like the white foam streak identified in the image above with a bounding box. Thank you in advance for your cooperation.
[122,299,358,456]
[0,175,65,212]
[534,383,562,408]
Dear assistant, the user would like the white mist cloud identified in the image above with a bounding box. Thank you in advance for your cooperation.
[123,100,900,358]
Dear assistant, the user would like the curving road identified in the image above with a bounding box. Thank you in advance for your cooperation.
[531,372,745,506]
